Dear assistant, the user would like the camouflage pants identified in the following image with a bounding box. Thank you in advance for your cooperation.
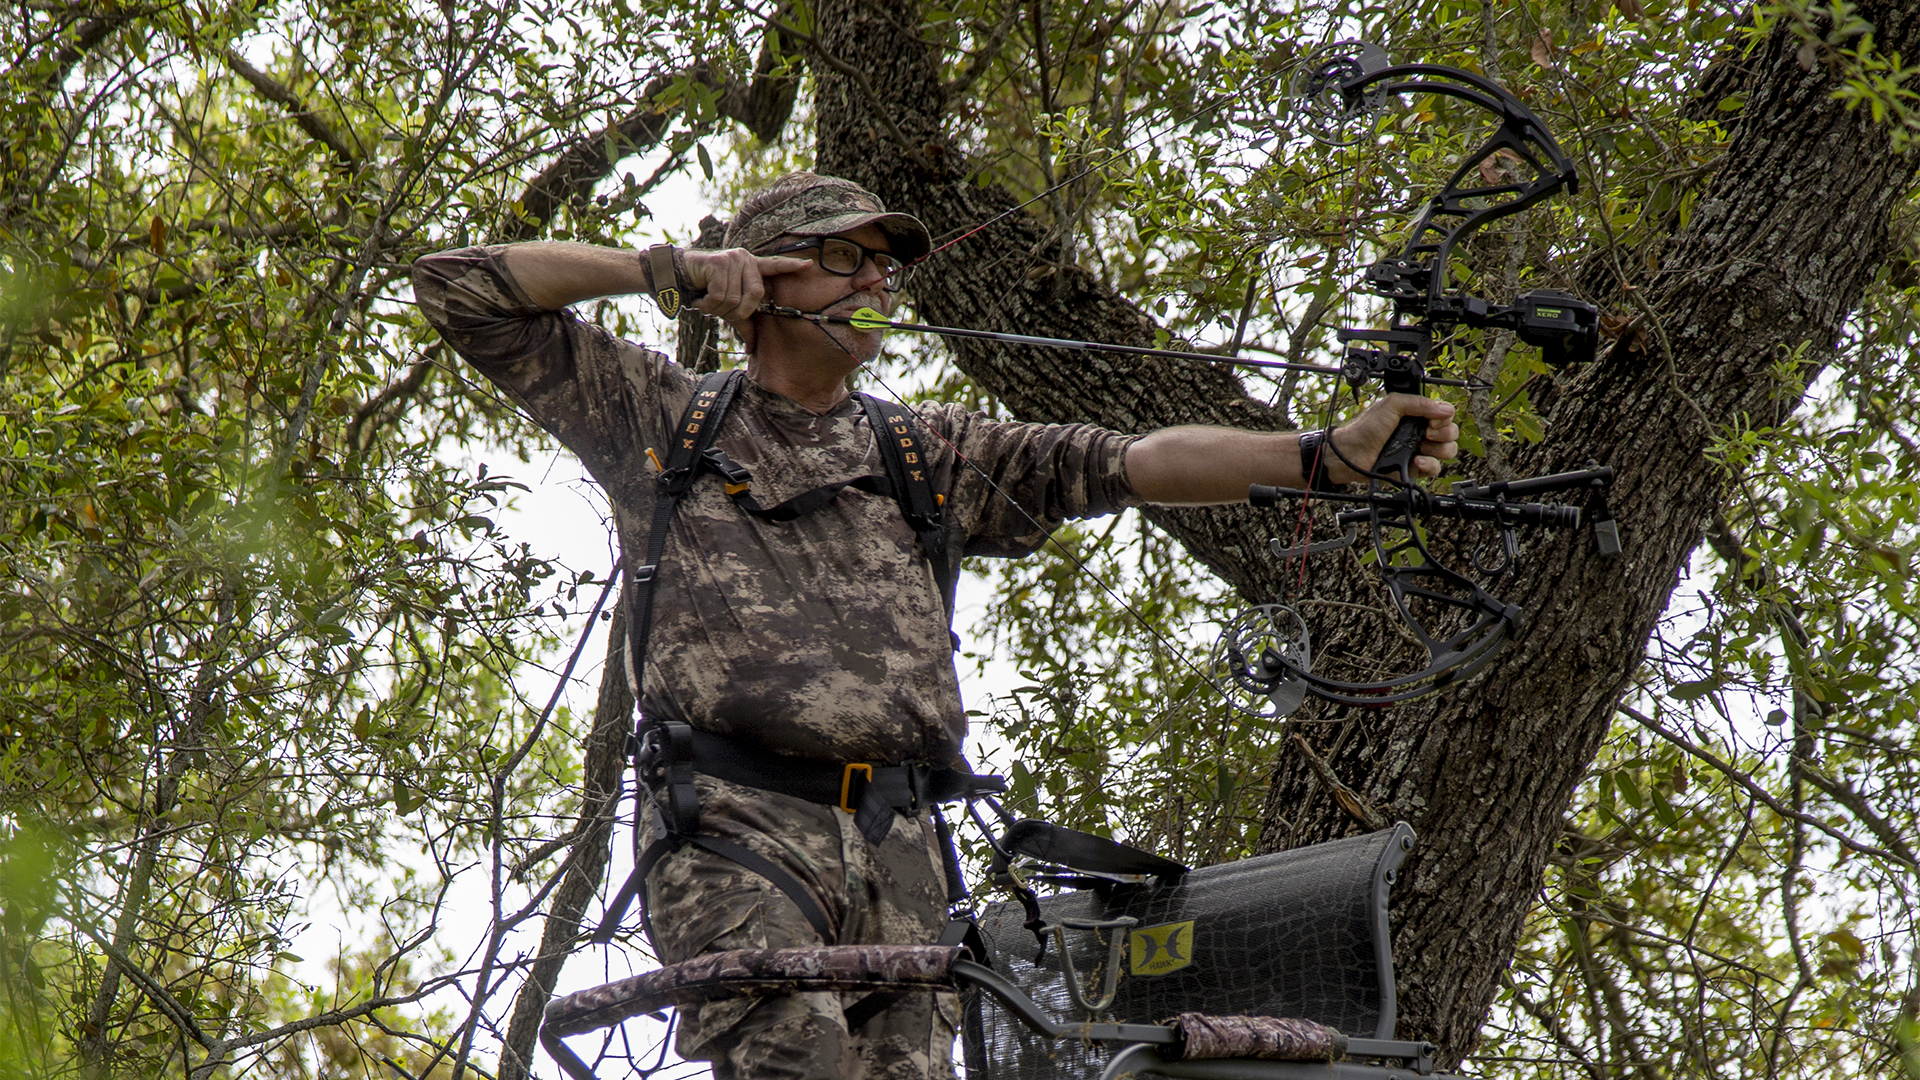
[644,775,958,1080]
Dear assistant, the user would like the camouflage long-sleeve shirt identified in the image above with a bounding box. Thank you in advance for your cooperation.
[412,246,1141,767]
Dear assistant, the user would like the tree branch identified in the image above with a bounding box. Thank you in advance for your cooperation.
[1289,733,1388,831]
[219,46,361,170]
[495,32,802,245]
[496,600,635,1080]
[1621,702,1911,869]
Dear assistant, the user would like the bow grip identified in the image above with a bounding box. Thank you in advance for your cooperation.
[1375,414,1429,481]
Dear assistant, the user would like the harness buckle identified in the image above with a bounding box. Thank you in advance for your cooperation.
[839,762,873,814]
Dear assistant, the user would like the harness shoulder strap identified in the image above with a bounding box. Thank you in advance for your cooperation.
[598,371,742,945]
[625,369,744,699]
[856,394,956,623]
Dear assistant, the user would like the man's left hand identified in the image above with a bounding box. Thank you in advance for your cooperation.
[1325,394,1460,482]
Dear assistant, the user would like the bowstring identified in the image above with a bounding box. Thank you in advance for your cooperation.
[780,293,1245,726]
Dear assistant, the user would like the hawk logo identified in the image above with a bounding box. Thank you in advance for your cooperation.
[1128,920,1194,976]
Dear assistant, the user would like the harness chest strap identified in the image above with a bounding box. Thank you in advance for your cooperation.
[622,369,742,705]
[624,370,953,698]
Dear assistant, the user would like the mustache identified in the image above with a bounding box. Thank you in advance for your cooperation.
[825,288,889,315]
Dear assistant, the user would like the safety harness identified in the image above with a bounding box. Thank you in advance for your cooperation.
[593,369,1004,974]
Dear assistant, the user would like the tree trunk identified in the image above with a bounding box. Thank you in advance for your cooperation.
[810,0,1920,1064]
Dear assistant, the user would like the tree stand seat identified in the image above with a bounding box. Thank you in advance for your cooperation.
[541,825,1469,1079]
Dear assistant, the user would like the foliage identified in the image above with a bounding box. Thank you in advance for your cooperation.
[0,0,720,1072]
[944,0,1918,1076]
[2,0,1917,1076]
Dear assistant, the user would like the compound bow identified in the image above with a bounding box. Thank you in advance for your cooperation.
[1211,42,1620,712]
[762,43,1622,712]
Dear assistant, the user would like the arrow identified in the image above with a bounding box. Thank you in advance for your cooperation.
[759,304,1485,389]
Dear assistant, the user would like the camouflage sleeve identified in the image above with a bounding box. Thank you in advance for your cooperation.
[921,403,1143,559]
[410,245,681,482]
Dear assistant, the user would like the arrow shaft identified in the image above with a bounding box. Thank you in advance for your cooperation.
[761,305,1482,389]
[862,315,1342,377]
[765,305,1348,379]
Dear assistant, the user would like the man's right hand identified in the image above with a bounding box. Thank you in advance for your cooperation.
[681,249,812,343]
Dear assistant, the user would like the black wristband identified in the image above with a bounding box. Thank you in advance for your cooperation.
[645,244,681,317]
[1298,428,1342,493]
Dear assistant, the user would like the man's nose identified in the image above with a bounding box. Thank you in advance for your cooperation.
[851,256,890,291]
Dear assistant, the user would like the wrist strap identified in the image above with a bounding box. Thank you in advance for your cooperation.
[1299,428,1341,493]
[646,244,681,318]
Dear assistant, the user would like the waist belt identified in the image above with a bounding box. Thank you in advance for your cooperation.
[640,724,1004,847]
[594,721,1005,947]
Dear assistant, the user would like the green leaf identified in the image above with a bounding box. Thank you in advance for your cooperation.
[1615,769,1644,809]
[1669,677,1722,701]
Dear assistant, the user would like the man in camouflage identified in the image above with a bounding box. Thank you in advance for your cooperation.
[413,172,1458,1080]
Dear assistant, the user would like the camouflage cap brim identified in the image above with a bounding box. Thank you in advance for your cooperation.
[727,174,933,264]
[787,211,932,265]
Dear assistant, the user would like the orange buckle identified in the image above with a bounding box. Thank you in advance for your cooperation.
[839,763,873,814]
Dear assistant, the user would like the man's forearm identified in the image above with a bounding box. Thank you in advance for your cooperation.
[499,241,653,310]
[1125,426,1312,505]
[1123,395,1460,505]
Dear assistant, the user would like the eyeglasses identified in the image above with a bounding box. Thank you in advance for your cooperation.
[766,237,906,292]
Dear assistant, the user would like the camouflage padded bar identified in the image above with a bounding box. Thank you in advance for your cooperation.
[542,945,962,1038]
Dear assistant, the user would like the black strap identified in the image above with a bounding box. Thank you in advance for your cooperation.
[999,819,1189,878]
[688,835,834,942]
[599,373,741,946]
[624,369,745,704]
[596,831,835,948]
[930,804,968,904]
[857,394,956,621]
[841,917,983,1030]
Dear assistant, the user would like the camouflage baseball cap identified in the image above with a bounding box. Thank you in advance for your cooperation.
[725,173,932,264]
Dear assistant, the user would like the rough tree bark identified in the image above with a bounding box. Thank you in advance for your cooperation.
[808,0,1920,1063]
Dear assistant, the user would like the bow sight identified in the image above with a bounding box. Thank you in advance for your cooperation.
[1210,43,1619,712]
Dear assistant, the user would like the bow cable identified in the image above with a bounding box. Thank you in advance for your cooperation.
[760,305,1489,390]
